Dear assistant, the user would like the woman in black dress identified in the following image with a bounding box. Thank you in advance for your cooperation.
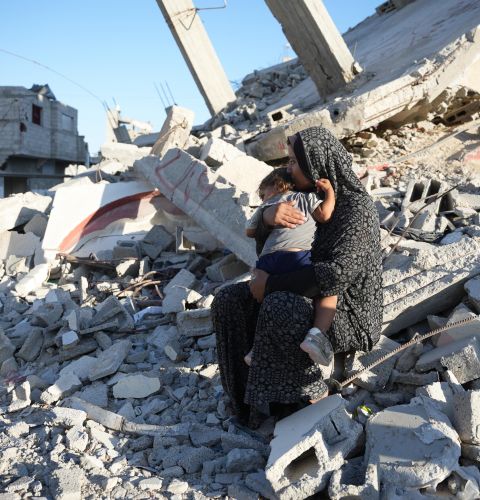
[212,126,382,428]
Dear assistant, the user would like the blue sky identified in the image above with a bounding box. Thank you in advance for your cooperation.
[1,1,380,154]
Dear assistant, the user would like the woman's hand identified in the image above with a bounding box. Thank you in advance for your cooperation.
[315,178,334,194]
[263,201,306,229]
[249,268,269,303]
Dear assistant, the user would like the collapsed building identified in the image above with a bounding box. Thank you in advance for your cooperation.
[1,0,480,498]
[0,84,88,198]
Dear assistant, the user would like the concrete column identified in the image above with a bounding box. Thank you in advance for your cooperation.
[264,0,361,96]
[157,0,236,116]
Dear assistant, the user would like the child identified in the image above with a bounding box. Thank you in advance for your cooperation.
[244,168,337,367]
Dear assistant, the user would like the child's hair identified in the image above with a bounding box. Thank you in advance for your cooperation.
[258,167,294,201]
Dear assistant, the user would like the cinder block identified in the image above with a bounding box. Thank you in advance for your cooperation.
[177,308,213,337]
[328,458,379,500]
[266,395,363,499]
[453,390,480,444]
[206,254,250,282]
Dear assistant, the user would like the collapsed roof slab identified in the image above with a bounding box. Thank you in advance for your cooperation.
[250,0,480,161]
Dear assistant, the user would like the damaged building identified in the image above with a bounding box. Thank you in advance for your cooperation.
[1,0,480,498]
[0,84,88,197]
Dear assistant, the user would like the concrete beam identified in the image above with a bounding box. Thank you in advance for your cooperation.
[264,0,359,97]
[156,0,236,115]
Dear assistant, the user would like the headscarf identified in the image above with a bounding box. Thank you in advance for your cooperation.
[288,126,365,196]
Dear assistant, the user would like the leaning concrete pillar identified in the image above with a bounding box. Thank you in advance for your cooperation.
[264,0,361,96]
[156,0,236,116]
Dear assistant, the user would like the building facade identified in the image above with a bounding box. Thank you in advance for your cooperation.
[0,84,88,197]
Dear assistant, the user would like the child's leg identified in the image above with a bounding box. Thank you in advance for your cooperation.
[300,295,337,366]
[313,295,337,331]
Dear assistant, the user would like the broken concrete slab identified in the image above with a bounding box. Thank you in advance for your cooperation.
[24,213,48,238]
[328,458,379,500]
[16,327,44,362]
[200,137,246,168]
[139,225,174,259]
[0,192,52,233]
[134,149,257,266]
[365,398,460,489]
[215,155,273,207]
[40,372,83,404]
[151,105,194,158]
[436,303,480,346]
[90,295,134,332]
[345,336,401,391]
[416,382,456,422]
[250,1,480,161]
[266,395,362,499]
[0,330,16,364]
[382,236,480,335]
[440,340,480,384]
[100,142,150,168]
[15,264,50,298]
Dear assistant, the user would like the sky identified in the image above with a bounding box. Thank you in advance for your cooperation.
[1,1,381,155]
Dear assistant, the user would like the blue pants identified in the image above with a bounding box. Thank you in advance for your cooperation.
[255,250,311,275]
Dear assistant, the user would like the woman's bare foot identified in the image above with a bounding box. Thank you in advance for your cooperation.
[244,350,252,366]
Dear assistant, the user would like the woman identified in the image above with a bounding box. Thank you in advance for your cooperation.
[212,126,382,428]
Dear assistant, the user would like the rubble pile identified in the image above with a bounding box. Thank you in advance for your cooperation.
[0,95,480,499]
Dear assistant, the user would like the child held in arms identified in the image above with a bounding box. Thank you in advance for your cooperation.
[244,167,337,367]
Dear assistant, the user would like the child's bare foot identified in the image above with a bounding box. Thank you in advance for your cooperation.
[309,391,329,404]
[244,350,252,366]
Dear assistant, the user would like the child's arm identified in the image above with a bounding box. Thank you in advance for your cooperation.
[245,207,263,238]
[312,179,335,223]
[313,295,338,332]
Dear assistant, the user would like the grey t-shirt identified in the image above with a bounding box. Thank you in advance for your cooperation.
[246,190,322,257]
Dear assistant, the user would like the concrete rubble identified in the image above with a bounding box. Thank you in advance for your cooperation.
[1,2,480,498]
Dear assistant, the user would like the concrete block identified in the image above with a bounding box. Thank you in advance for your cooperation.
[16,327,43,361]
[50,407,87,427]
[59,355,98,382]
[66,425,89,452]
[0,192,51,233]
[90,295,134,332]
[465,277,480,314]
[436,303,480,346]
[61,330,79,349]
[266,395,362,499]
[31,302,63,327]
[89,339,132,381]
[452,390,480,444]
[112,240,140,260]
[162,268,200,314]
[50,466,85,500]
[226,448,265,473]
[416,336,475,373]
[440,340,480,384]
[365,398,460,489]
[200,137,246,168]
[112,374,161,399]
[415,382,455,422]
[344,336,401,391]
[177,308,213,337]
[115,259,139,277]
[134,150,256,266]
[164,339,183,362]
[328,458,380,500]
[206,253,250,282]
[151,105,194,159]
[8,380,31,412]
[139,225,174,259]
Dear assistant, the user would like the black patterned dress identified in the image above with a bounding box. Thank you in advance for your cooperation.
[212,126,383,427]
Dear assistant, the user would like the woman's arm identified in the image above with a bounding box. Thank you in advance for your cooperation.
[262,200,306,228]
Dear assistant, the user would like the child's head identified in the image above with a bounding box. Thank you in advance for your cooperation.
[258,168,294,201]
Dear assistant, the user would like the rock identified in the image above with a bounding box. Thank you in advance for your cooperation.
[112,374,161,399]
